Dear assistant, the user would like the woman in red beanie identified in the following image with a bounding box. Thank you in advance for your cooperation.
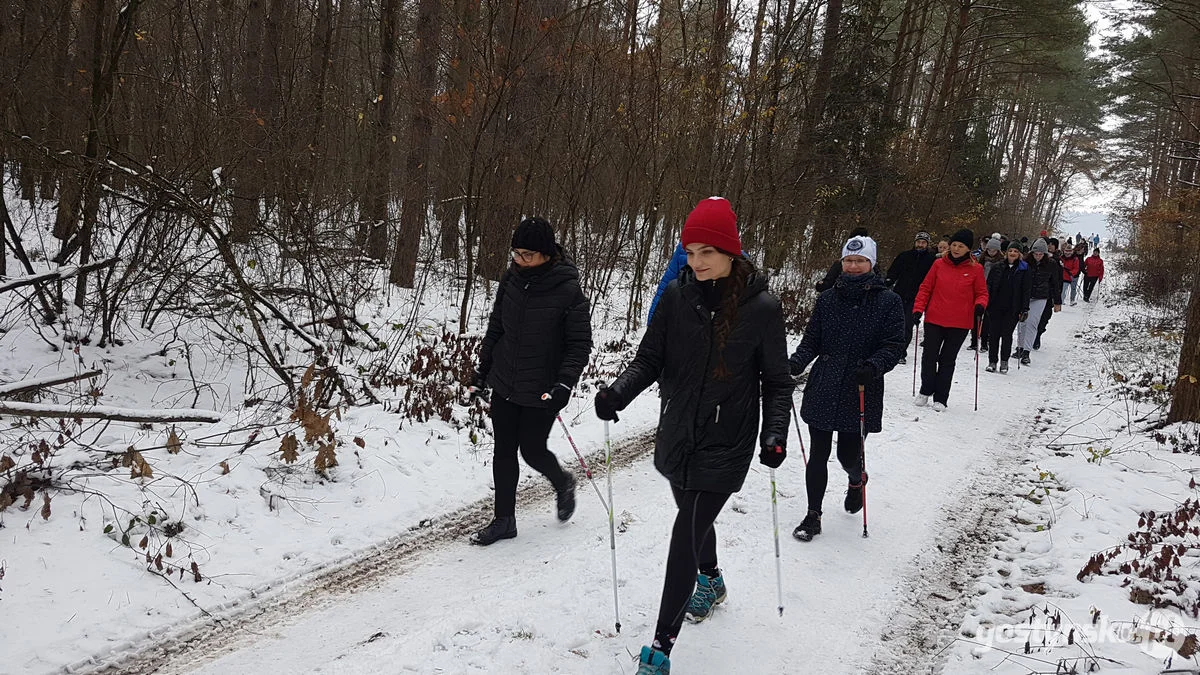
[593,197,793,675]
[912,228,988,411]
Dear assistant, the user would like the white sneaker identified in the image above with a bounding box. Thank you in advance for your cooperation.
[1070,301,1077,306]
[915,394,929,407]
[930,402,947,412]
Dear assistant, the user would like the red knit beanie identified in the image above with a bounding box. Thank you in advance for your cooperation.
[681,197,741,255]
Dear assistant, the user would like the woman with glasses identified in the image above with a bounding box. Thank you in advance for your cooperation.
[469,217,593,545]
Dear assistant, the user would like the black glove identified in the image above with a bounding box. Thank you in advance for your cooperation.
[594,387,621,422]
[912,311,922,324]
[853,363,876,385]
[974,304,986,318]
[1018,311,1029,322]
[466,373,490,403]
[545,383,571,413]
[759,436,786,468]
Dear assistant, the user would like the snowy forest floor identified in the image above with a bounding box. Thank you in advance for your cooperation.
[6,268,1200,675]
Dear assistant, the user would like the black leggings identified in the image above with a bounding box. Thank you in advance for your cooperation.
[805,426,864,514]
[986,312,1020,362]
[489,397,569,518]
[920,322,969,405]
[655,486,731,648]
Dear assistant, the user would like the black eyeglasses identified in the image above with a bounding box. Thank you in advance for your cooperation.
[511,249,538,262]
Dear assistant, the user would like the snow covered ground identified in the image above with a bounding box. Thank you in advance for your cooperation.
[5,261,1198,675]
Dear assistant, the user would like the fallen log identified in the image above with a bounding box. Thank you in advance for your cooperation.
[0,370,104,398]
[0,401,221,423]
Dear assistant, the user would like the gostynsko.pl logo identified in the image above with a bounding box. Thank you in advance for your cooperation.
[968,607,1198,662]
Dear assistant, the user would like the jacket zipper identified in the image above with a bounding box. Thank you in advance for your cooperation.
[504,279,531,401]
[687,303,717,489]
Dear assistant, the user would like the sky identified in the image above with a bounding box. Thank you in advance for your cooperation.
[1061,0,1137,240]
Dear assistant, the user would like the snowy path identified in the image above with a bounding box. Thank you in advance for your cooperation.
[77,306,1097,675]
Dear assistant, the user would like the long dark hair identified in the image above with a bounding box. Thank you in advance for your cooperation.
[713,255,756,379]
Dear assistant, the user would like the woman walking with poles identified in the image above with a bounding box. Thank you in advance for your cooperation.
[788,236,906,542]
[1015,239,1062,365]
[592,197,793,675]
[912,228,989,411]
[469,217,592,546]
[983,242,1032,374]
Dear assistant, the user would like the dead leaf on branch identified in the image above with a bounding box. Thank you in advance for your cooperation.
[41,493,51,520]
[191,561,202,582]
[219,460,230,475]
[280,434,299,464]
[353,437,365,448]
[165,542,173,558]
[167,428,182,455]
[314,442,338,474]
[0,455,14,472]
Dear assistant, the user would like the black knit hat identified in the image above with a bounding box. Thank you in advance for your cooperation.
[950,228,975,249]
[511,217,556,256]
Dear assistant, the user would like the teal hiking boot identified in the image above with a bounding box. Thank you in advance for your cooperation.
[684,572,727,623]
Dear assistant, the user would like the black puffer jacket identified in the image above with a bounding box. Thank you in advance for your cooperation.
[985,259,1032,317]
[885,248,937,304]
[607,267,794,493]
[478,250,592,408]
[1027,255,1063,305]
[789,273,905,434]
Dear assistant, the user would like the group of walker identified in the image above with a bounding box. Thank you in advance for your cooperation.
[463,198,1104,674]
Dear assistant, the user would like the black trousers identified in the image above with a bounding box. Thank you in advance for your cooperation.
[920,322,969,405]
[805,426,865,514]
[901,298,917,352]
[1083,276,1098,301]
[656,487,730,644]
[490,397,568,518]
[986,312,1020,363]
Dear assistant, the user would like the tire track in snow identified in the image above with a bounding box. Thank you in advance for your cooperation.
[66,430,657,675]
[867,307,1095,675]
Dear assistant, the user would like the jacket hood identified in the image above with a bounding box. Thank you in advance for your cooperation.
[510,245,580,287]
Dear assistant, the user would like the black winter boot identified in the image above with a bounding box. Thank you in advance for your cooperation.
[844,473,868,514]
[793,510,822,542]
[471,517,517,545]
[556,473,577,522]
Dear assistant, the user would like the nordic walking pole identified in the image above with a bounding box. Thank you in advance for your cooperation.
[790,403,808,466]
[551,412,609,511]
[770,464,784,616]
[912,320,920,396]
[858,385,868,539]
[974,316,982,412]
[605,420,621,634]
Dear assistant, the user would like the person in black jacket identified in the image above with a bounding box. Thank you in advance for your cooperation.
[788,235,905,542]
[592,197,793,675]
[469,217,593,546]
[884,230,936,363]
[1016,238,1062,365]
[983,242,1032,374]
[815,227,871,292]
[1034,238,1063,350]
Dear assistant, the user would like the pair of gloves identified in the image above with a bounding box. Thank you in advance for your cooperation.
[468,375,572,414]
[912,304,986,325]
[595,386,789,469]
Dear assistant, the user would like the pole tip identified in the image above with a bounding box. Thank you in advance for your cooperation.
[615,623,622,633]
[778,607,784,617]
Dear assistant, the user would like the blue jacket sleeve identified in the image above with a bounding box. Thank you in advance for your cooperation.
[648,243,688,324]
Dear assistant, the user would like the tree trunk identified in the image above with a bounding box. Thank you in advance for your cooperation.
[362,0,400,262]
[390,0,442,286]
[1170,259,1200,423]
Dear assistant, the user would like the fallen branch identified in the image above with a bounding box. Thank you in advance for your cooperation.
[0,401,221,423]
[0,370,104,398]
[0,257,120,294]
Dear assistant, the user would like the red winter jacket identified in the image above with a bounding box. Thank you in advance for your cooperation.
[914,255,989,330]
[1060,254,1081,281]
[1084,254,1104,280]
